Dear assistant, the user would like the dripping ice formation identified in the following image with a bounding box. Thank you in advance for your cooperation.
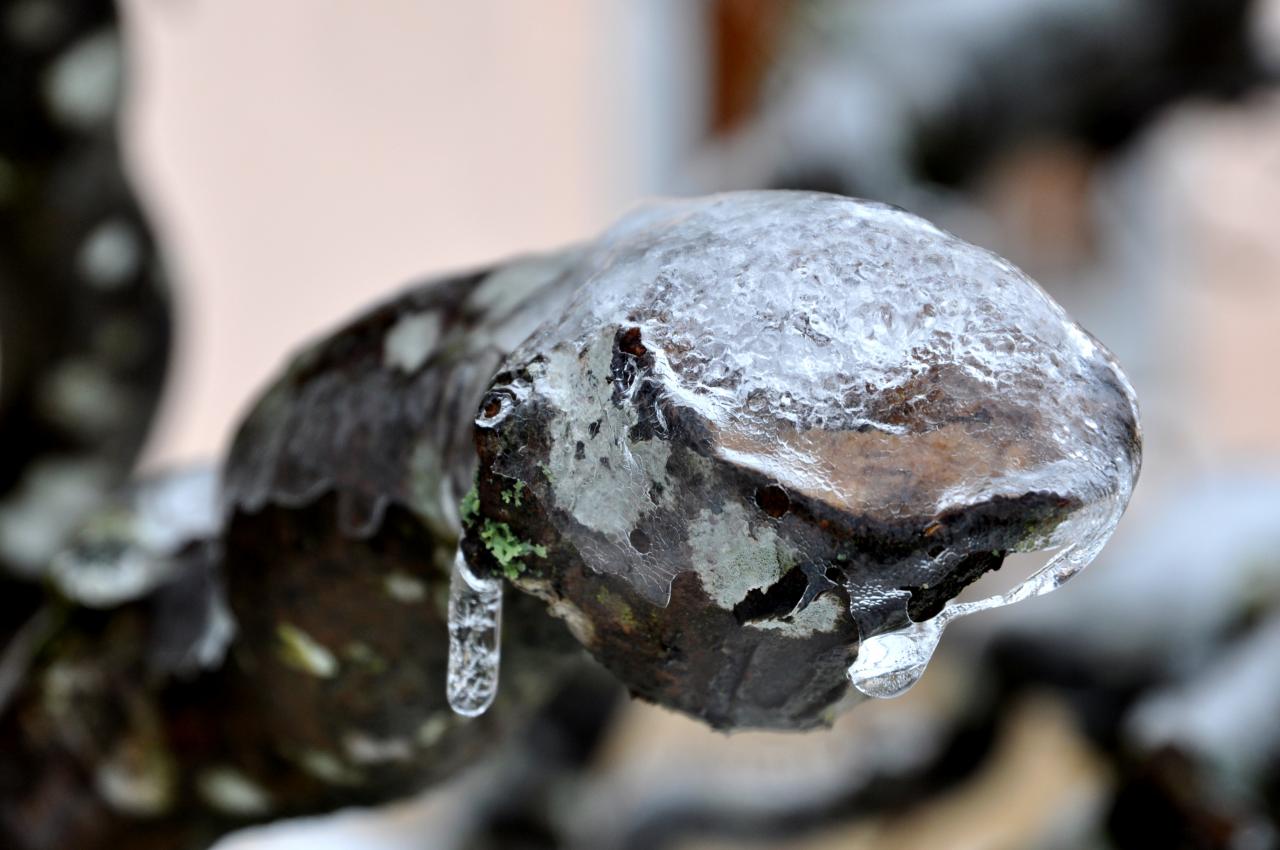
[446,548,503,717]
[453,191,1140,718]
[848,509,1121,698]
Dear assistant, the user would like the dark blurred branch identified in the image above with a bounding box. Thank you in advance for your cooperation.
[716,0,1271,203]
[0,0,171,587]
[0,488,583,850]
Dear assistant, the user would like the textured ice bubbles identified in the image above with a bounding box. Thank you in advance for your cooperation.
[446,549,503,717]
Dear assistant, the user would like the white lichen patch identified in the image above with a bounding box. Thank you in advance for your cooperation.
[94,740,176,817]
[186,590,237,672]
[50,467,222,609]
[42,29,121,129]
[295,749,362,786]
[39,359,120,436]
[342,731,414,765]
[0,457,112,575]
[687,502,794,609]
[383,311,442,374]
[751,592,844,638]
[533,332,672,544]
[477,250,587,351]
[467,252,577,318]
[50,521,160,609]
[275,623,338,678]
[77,219,141,289]
[416,714,451,748]
[384,571,427,603]
[197,767,273,816]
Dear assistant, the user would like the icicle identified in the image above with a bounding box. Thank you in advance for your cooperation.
[446,548,503,717]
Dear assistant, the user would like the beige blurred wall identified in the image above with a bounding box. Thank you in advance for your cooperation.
[119,0,706,467]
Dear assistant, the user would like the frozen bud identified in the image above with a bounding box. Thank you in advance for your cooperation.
[463,191,1139,729]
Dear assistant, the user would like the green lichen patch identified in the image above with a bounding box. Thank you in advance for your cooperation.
[479,519,548,580]
[459,485,480,528]
[1013,511,1069,553]
[500,483,525,507]
[594,587,638,631]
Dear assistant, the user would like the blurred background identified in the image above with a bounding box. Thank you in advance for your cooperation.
[5,0,1280,848]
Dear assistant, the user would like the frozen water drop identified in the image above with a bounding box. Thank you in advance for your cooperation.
[848,622,943,698]
[446,548,503,717]
[850,518,1118,699]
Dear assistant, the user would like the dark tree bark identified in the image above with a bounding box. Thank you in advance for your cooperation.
[0,0,171,588]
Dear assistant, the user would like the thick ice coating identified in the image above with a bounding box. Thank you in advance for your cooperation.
[547,193,1133,515]
[467,191,1140,716]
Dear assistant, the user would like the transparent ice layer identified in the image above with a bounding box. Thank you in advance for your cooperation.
[848,502,1120,697]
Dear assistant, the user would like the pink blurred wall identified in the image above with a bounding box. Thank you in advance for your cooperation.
[119,0,706,467]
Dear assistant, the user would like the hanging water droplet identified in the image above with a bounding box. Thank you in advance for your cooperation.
[850,516,1118,699]
[446,548,503,717]
[848,621,943,698]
